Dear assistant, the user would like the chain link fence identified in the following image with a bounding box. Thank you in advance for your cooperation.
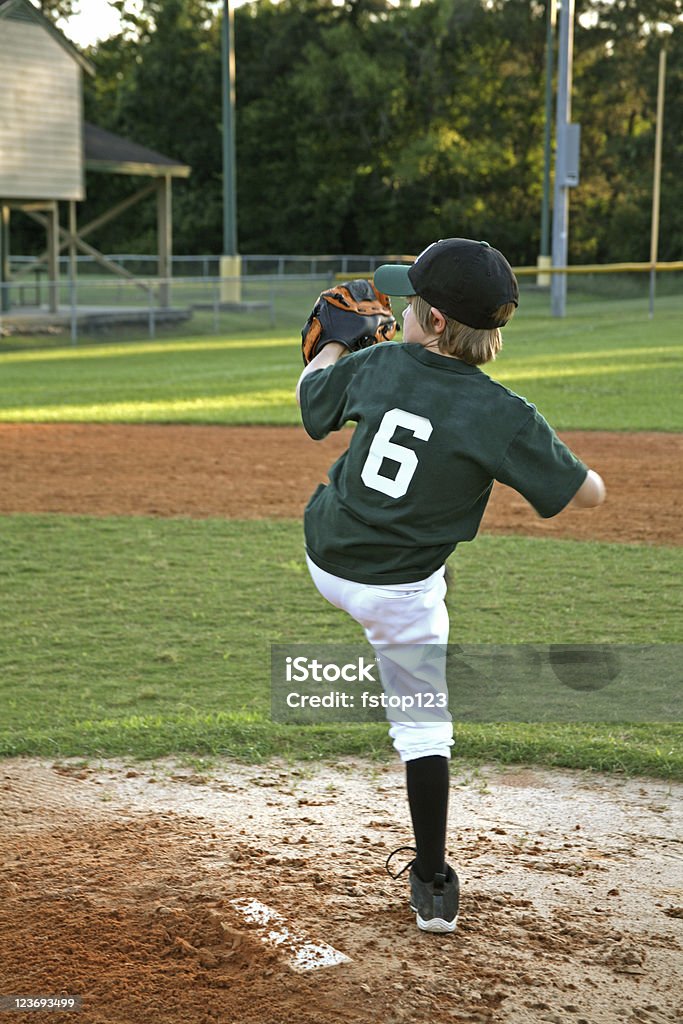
[0,272,341,344]
[8,252,389,280]
[1,255,681,344]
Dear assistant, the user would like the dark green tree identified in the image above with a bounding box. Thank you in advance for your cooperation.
[14,0,683,263]
[572,0,683,261]
[81,0,222,253]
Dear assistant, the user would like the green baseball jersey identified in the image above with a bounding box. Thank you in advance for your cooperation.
[300,342,587,584]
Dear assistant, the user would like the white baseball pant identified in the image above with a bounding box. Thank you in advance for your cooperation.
[305,555,454,762]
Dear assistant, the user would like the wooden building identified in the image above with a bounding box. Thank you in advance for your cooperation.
[0,0,190,313]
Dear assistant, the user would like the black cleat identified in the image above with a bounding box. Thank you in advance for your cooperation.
[386,846,459,934]
[409,864,459,933]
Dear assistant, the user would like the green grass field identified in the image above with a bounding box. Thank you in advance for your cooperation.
[1,286,681,430]
[1,289,681,777]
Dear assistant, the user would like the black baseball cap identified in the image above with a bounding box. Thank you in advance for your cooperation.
[374,238,519,330]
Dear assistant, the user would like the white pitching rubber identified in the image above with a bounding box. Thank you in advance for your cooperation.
[230,897,351,972]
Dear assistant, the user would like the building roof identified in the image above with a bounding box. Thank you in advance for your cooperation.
[84,122,191,179]
[0,0,95,75]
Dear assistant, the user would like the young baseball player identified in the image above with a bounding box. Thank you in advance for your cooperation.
[295,238,606,934]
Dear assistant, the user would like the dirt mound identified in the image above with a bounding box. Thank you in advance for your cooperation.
[1,758,681,1024]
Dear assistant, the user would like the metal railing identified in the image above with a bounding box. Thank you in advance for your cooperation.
[8,253,390,280]
[1,259,681,344]
[0,273,329,344]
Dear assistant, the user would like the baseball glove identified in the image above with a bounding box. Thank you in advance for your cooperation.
[301,278,399,365]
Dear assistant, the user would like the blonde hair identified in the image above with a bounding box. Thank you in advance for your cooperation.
[412,295,516,366]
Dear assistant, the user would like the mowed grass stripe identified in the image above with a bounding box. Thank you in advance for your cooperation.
[0,358,679,423]
[0,305,681,430]
[1,515,680,774]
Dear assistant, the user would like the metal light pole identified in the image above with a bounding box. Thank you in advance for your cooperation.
[649,39,670,319]
[537,0,557,287]
[551,0,577,318]
[220,0,241,302]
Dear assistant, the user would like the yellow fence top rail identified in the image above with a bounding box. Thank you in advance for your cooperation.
[337,260,683,282]
[514,261,683,275]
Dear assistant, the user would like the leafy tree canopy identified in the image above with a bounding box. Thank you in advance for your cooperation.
[17,0,683,262]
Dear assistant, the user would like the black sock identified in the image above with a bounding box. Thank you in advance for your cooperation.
[405,755,449,883]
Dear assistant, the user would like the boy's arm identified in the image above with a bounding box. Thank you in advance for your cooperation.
[494,407,606,518]
[295,342,346,406]
[568,468,606,509]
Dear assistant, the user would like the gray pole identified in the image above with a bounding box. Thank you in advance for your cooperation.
[540,0,557,260]
[551,0,575,317]
[649,46,667,320]
[221,0,237,257]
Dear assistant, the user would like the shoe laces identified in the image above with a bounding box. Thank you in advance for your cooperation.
[385,845,417,880]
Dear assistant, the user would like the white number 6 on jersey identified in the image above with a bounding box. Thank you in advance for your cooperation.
[361,408,433,499]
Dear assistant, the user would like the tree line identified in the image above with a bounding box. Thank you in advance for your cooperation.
[29,0,683,264]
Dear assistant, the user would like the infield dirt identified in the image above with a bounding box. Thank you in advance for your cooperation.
[0,424,681,545]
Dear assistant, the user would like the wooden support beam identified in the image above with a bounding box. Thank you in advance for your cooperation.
[25,209,151,296]
[13,183,157,280]
[68,201,77,286]
[0,204,10,313]
[6,201,54,211]
[157,175,172,308]
[77,182,157,242]
[46,202,59,313]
